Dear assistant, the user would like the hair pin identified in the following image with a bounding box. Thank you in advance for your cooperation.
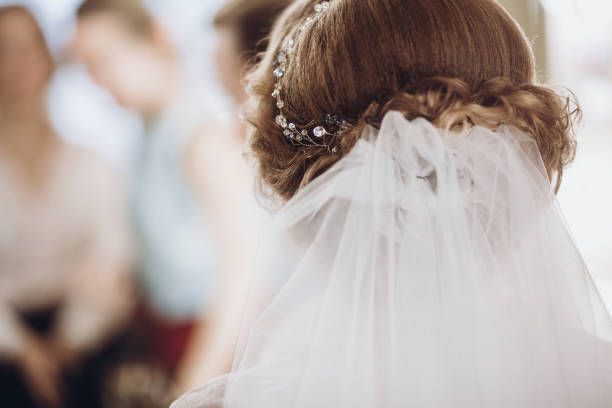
[271,1,347,149]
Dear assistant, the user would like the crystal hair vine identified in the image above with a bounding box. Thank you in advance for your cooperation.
[271,0,348,152]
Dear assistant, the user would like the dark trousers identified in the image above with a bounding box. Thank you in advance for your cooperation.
[0,302,195,407]
[0,306,124,408]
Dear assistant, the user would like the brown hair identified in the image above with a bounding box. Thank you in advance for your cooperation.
[76,0,154,37]
[214,0,293,65]
[246,0,579,201]
[0,6,57,189]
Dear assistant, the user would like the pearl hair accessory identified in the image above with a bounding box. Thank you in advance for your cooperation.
[271,1,348,151]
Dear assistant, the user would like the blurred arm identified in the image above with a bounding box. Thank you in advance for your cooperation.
[52,159,136,358]
[175,124,253,393]
[53,252,134,357]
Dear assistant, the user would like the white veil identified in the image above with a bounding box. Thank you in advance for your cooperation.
[173,111,612,407]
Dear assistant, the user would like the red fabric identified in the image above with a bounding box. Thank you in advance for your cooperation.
[134,303,197,375]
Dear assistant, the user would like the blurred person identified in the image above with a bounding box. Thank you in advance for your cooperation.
[72,0,254,395]
[0,5,133,408]
[174,0,294,392]
[213,0,292,126]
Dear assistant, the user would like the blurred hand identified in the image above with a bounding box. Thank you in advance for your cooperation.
[47,336,83,373]
[16,334,64,408]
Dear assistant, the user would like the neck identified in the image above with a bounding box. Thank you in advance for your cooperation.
[0,93,54,150]
[142,59,183,118]
[0,94,46,124]
[0,94,57,191]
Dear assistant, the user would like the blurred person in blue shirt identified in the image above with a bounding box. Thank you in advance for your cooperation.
[71,0,255,391]
[0,5,134,408]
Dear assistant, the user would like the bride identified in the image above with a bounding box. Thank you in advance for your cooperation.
[173,0,612,406]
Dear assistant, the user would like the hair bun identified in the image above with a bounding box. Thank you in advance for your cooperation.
[349,77,580,191]
[246,0,579,201]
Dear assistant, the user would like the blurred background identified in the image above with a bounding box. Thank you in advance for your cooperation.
[0,0,610,407]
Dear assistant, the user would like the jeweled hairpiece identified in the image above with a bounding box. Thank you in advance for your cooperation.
[271,1,347,150]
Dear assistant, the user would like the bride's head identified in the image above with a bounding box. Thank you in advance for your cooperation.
[246,0,579,200]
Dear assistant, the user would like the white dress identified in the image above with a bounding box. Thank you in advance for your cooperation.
[173,111,612,407]
[0,143,132,359]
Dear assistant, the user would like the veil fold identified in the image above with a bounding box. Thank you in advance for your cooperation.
[173,112,612,407]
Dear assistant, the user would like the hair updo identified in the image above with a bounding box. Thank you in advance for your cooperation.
[245,0,579,201]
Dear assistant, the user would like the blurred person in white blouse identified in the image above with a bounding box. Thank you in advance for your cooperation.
[0,6,134,408]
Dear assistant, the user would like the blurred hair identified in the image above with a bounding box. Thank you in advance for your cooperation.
[214,0,293,65]
[0,5,54,79]
[0,5,57,187]
[246,0,580,201]
[76,0,154,37]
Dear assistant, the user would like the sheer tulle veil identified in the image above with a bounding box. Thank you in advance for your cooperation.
[172,111,612,407]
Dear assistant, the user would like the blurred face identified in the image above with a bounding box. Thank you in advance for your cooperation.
[73,14,166,111]
[0,11,52,101]
[214,27,246,104]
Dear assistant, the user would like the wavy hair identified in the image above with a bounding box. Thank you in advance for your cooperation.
[246,0,580,200]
